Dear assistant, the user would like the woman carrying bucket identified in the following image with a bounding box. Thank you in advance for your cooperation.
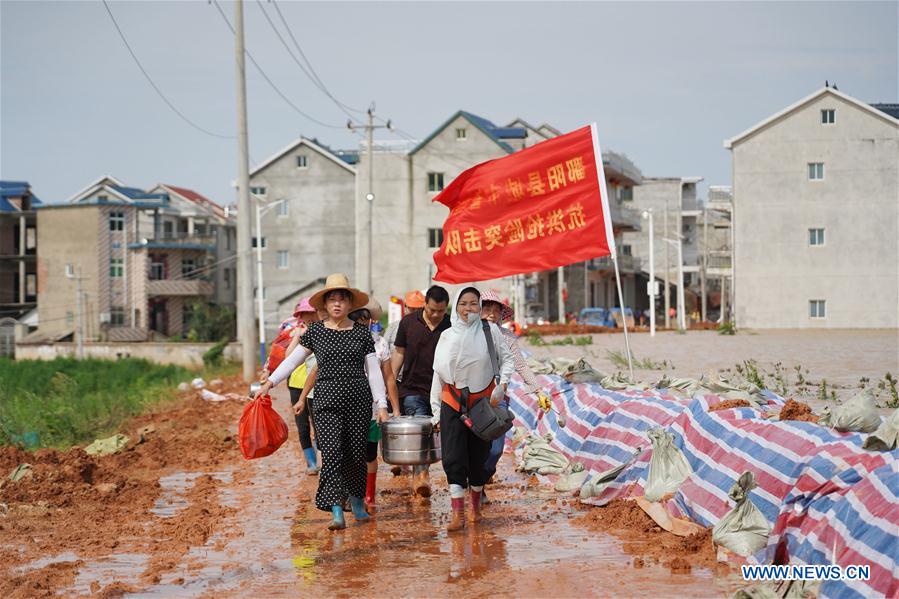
[429,287,514,532]
[257,274,388,531]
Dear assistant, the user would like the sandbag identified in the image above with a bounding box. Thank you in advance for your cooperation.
[817,406,832,427]
[518,432,569,475]
[554,462,589,492]
[84,434,129,456]
[644,429,692,502]
[832,389,881,433]
[563,358,606,384]
[863,408,899,451]
[578,446,642,500]
[713,471,771,557]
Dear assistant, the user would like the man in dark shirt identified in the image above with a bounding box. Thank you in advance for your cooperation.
[389,284,450,497]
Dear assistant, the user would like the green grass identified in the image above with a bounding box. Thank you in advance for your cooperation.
[0,357,236,450]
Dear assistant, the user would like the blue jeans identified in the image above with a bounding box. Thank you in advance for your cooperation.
[402,395,431,474]
[483,399,510,481]
[403,394,431,417]
[483,435,504,481]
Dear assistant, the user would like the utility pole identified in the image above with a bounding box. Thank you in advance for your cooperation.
[557,266,565,322]
[663,194,670,329]
[66,264,85,359]
[643,209,656,336]
[234,0,255,382]
[348,107,392,294]
[701,207,708,322]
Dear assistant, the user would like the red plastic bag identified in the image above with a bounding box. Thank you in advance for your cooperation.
[238,395,288,459]
[263,328,295,372]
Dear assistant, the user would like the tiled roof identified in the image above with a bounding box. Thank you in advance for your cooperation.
[110,185,168,202]
[0,180,41,211]
[410,111,528,155]
[163,184,226,219]
[871,103,899,120]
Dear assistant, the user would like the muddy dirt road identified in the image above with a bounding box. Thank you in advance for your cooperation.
[1,378,743,598]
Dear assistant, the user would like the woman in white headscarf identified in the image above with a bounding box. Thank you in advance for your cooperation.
[429,286,515,532]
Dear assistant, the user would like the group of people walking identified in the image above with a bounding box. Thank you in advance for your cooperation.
[255,273,538,532]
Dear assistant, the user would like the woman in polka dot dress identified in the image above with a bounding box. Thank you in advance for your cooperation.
[257,273,388,530]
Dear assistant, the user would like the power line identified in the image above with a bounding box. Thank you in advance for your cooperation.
[255,0,361,123]
[268,0,366,117]
[101,0,233,140]
[210,0,343,130]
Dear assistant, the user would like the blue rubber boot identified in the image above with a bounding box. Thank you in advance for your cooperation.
[349,496,370,521]
[328,505,346,530]
[303,447,319,475]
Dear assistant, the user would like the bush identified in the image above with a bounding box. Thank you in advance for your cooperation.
[718,322,736,335]
[185,302,235,342]
[0,358,192,449]
[203,338,229,367]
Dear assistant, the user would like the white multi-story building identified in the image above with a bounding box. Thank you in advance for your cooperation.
[724,86,898,328]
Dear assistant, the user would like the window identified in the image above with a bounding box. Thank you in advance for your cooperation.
[809,228,825,246]
[808,163,824,180]
[252,236,267,249]
[66,311,74,326]
[621,244,632,256]
[428,172,445,192]
[110,307,125,327]
[182,258,196,277]
[226,229,232,251]
[619,186,634,202]
[277,199,289,217]
[809,300,826,319]
[296,155,308,168]
[427,228,444,249]
[821,109,835,124]
[109,211,125,231]
[109,258,123,278]
[250,186,266,196]
[456,128,467,140]
[277,250,289,269]
[224,268,231,290]
[98,195,109,203]
[149,254,166,280]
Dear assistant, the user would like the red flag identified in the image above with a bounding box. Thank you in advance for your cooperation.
[432,124,615,284]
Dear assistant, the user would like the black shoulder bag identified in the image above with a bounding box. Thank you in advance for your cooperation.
[456,320,514,442]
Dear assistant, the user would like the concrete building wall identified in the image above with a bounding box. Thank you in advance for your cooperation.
[359,115,517,306]
[15,340,243,368]
[731,92,899,328]
[250,142,356,337]
[36,206,101,336]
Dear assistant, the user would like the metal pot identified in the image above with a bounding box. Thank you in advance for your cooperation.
[248,381,262,398]
[380,416,441,465]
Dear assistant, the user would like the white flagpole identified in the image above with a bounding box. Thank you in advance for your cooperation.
[590,123,635,380]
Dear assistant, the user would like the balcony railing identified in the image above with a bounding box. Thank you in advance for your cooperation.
[609,201,643,231]
[587,254,642,273]
[130,232,217,251]
[146,279,214,297]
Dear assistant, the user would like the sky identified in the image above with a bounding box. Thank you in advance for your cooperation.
[2,1,896,205]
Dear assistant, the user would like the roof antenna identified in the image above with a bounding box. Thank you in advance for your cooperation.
[833,83,838,91]
[825,80,829,88]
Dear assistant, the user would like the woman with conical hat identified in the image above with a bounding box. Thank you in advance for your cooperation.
[257,273,389,530]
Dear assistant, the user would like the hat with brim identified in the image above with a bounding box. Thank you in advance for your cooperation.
[364,298,383,322]
[309,273,369,311]
[480,289,514,322]
[293,297,315,317]
[404,290,426,309]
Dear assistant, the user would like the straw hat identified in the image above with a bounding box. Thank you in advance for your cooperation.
[309,273,369,311]
[404,290,426,309]
[480,289,514,322]
[364,298,383,322]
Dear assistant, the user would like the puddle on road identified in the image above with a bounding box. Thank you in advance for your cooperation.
[150,469,234,518]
